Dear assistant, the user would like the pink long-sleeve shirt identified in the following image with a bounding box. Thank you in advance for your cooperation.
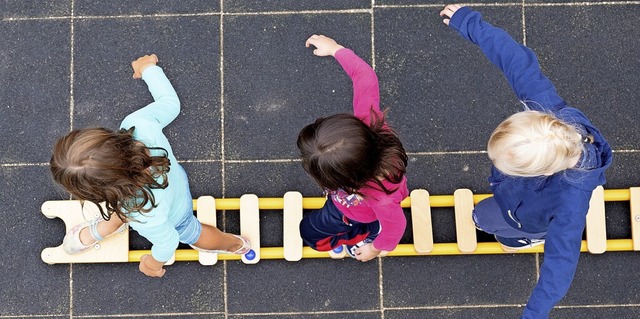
[329,48,409,251]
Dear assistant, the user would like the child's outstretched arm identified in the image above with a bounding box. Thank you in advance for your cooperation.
[123,54,181,129]
[305,35,381,123]
[441,5,565,111]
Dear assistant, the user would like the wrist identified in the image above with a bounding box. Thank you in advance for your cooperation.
[143,254,164,270]
[331,45,345,56]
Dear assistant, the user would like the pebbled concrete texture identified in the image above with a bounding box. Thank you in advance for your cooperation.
[0,1,639,318]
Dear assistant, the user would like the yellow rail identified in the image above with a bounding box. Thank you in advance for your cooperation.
[127,239,635,262]
[192,189,631,210]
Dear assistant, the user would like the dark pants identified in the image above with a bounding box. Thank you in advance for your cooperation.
[473,196,546,241]
[299,199,380,251]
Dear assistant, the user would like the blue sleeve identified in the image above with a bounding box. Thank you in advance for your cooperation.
[449,7,565,111]
[521,212,584,319]
[121,65,180,129]
[128,207,180,263]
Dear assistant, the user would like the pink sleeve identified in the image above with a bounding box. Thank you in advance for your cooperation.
[333,48,382,124]
[371,203,407,251]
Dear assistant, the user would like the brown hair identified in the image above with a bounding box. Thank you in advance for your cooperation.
[297,110,407,195]
[50,127,170,221]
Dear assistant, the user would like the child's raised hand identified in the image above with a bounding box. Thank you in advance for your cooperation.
[440,4,463,25]
[131,54,159,79]
[305,34,344,57]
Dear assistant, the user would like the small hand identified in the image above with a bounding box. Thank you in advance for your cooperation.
[131,54,159,79]
[440,4,463,25]
[305,34,344,57]
[139,254,166,277]
[354,243,381,262]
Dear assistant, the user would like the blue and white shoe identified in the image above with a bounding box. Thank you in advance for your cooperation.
[346,238,374,258]
[495,235,545,250]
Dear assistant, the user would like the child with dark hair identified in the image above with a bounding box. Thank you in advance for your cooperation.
[440,4,612,318]
[298,35,409,262]
[50,54,250,277]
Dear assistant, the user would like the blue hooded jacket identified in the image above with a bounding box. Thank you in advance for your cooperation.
[449,7,613,319]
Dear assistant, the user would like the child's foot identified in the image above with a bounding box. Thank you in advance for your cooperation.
[346,238,374,258]
[63,218,127,254]
[495,235,545,251]
[191,235,251,255]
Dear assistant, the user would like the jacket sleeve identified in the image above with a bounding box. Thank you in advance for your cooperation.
[448,7,565,112]
[121,65,181,129]
[333,48,383,124]
[521,211,585,319]
[128,207,180,263]
[371,203,407,251]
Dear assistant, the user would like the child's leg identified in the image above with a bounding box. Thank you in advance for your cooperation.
[78,216,125,246]
[192,224,245,252]
[474,197,546,242]
[299,199,375,251]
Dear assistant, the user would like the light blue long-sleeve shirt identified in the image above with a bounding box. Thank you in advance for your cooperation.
[119,65,193,262]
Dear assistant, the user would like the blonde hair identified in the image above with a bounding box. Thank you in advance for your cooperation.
[487,111,584,177]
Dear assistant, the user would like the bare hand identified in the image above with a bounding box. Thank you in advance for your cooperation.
[355,243,381,262]
[131,54,159,79]
[139,254,166,277]
[440,4,463,25]
[305,34,344,57]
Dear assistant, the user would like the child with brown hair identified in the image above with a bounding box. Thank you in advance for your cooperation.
[440,4,612,318]
[50,54,250,277]
[298,35,409,262]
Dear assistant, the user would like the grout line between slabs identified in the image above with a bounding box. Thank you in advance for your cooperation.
[5,303,640,318]
[69,1,75,318]
[4,148,640,168]
[521,0,527,46]
[2,1,640,22]
[218,2,231,319]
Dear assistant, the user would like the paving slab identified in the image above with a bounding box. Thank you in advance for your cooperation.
[72,262,225,316]
[375,6,522,153]
[0,0,69,19]
[0,166,69,316]
[223,13,371,160]
[383,255,535,307]
[525,5,640,149]
[226,259,380,314]
[75,0,219,16]
[224,0,369,13]
[0,19,70,164]
[73,16,221,160]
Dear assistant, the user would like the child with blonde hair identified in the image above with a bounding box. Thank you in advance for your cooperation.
[298,35,409,262]
[441,4,612,318]
[50,54,250,277]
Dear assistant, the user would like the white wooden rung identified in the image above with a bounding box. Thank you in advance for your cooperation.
[240,194,260,264]
[586,186,607,254]
[283,192,303,261]
[454,189,477,253]
[411,189,433,254]
[196,196,218,265]
[630,187,640,251]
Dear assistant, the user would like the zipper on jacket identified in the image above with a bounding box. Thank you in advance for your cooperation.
[507,209,522,228]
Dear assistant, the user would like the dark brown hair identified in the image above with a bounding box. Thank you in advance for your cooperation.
[50,127,170,221]
[297,110,407,195]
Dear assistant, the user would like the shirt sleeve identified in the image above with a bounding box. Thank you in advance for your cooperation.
[333,48,383,124]
[121,65,181,129]
[521,211,585,319]
[449,7,566,112]
[371,203,407,251]
[128,207,180,263]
